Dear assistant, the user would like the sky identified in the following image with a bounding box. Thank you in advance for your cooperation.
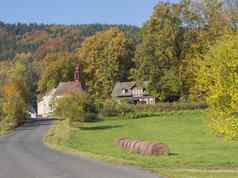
[0,0,176,26]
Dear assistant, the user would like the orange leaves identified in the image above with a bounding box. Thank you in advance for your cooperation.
[2,83,19,98]
[21,30,49,44]
[34,37,65,60]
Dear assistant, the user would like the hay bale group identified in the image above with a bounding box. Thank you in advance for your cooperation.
[117,138,169,156]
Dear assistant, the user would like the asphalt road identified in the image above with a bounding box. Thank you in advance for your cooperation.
[0,120,162,178]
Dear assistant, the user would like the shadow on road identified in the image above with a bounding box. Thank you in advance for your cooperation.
[16,118,55,131]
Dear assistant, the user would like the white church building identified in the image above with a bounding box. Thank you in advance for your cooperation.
[37,64,84,118]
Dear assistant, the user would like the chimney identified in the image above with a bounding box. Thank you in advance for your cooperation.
[74,63,81,82]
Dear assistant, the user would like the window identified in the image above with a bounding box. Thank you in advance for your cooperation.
[122,89,128,94]
[132,87,144,97]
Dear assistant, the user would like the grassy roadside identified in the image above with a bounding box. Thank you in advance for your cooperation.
[44,111,238,178]
[0,131,6,136]
[0,127,12,136]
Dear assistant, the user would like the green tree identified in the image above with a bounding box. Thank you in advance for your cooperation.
[188,0,238,100]
[38,52,76,94]
[132,1,200,101]
[8,55,35,106]
[0,58,34,131]
[53,92,97,127]
[195,34,238,139]
[1,89,28,130]
[76,27,135,99]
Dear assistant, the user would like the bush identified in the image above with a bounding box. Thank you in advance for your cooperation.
[116,102,135,115]
[121,112,159,120]
[99,99,207,120]
[83,113,98,122]
[134,102,207,113]
[100,99,135,117]
[194,34,238,139]
[99,99,119,117]
[0,94,29,131]
[44,120,72,146]
[0,59,34,133]
[0,102,3,123]
[53,92,98,127]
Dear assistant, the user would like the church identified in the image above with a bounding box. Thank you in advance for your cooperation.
[37,64,84,118]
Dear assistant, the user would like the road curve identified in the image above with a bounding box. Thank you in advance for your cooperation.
[0,120,162,178]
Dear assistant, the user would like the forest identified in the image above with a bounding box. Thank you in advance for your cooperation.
[1,0,238,139]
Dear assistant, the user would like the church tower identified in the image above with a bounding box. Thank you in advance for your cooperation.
[74,63,81,82]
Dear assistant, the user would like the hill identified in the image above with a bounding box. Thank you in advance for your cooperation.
[0,21,140,62]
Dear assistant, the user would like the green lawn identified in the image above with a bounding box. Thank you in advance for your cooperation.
[45,111,238,178]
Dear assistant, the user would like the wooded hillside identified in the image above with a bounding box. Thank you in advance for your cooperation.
[0,22,140,62]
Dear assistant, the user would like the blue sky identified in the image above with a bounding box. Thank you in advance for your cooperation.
[0,0,177,26]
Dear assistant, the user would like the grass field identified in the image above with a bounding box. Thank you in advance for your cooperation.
[45,111,238,178]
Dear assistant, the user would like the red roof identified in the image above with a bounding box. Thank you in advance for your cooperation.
[54,81,84,96]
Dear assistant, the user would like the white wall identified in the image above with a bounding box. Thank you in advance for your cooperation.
[37,89,56,118]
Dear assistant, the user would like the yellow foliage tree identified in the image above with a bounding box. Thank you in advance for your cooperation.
[1,83,27,130]
[76,27,134,99]
[38,52,76,94]
[195,34,238,139]
[0,59,33,131]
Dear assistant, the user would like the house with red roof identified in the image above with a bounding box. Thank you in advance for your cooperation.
[37,64,84,117]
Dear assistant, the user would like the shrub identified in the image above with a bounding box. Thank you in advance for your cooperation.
[53,92,98,127]
[0,59,34,132]
[99,99,207,120]
[194,34,238,139]
[121,112,159,120]
[116,102,135,115]
[0,94,29,131]
[83,113,98,122]
[0,102,3,123]
[99,99,119,117]
[44,120,72,146]
[134,102,207,113]
[100,99,135,117]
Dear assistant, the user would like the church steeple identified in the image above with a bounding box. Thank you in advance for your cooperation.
[74,63,81,82]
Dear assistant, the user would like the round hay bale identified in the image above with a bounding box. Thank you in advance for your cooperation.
[131,140,140,150]
[124,140,131,149]
[121,139,128,148]
[151,143,169,155]
[126,140,132,150]
[117,138,169,156]
[129,140,139,151]
[144,142,156,155]
[117,138,126,146]
[126,140,132,149]
[141,141,154,155]
[134,141,142,153]
[137,141,147,154]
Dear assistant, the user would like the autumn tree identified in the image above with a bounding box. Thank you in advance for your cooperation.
[76,28,135,99]
[1,83,28,130]
[132,1,200,101]
[38,52,76,94]
[8,54,35,106]
[0,57,34,131]
[134,0,238,102]
[194,34,238,139]
[189,0,238,100]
